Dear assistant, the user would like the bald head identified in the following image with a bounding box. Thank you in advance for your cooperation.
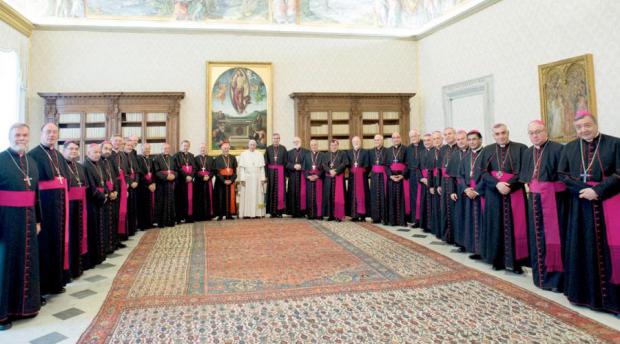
[373,134,383,148]
[391,132,401,146]
[444,127,456,145]
[40,122,59,147]
[351,136,361,149]
[409,129,420,144]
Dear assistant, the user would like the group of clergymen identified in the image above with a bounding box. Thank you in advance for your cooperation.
[1,110,619,330]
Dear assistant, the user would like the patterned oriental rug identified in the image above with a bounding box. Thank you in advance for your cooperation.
[79,219,619,343]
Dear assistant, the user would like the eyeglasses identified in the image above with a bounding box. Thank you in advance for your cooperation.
[528,130,545,135]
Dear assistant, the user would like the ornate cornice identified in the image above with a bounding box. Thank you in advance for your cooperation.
[0,1,33,37]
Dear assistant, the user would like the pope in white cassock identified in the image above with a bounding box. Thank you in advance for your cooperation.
[237,140,267,218]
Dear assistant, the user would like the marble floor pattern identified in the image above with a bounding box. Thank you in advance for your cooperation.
[1,222,619,344]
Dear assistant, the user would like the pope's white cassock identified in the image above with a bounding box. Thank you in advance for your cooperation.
[237,147,267,218]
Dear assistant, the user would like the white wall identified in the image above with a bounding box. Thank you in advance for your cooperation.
[0,19,30,123]
[28,30,417,150]
[418,0,620,144]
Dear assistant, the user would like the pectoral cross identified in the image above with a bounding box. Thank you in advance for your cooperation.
[202,167,206,172]
[274,156,278,162]
[57,175,65,184]
[24,176,32,187]
[580,172,591,183]
[77,180,82,187]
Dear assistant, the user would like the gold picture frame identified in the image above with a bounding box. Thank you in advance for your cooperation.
[206,61,273,155]
[538,54,597,143]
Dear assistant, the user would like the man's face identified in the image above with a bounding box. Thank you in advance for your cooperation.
[456,133,467,149]
[87,146,101,161]
[330,141,339,152]
[467,134,482,150]
[373,135,383,148]
[310,141,318,152]
[423,136,432,149]
[10,127,29,153]
[444,129,456,145]
[41,123,58,147]
[493,126,510,145]
[112,136,123,150]
[527,123,548,146]
[181,142,190,152]
[352,137,361,149]
[199,144,206,155]
[292,137,301,149]
[162,144,171,155]
[409,131,420,144]
[130,136,139,147]
[63,143,80,160]
[101,144,112,157]
[431,133,442,148]
[392,134,401,146]
[249,141,257,151]
[124,142,133,153]
[272,135,280,145]
[143,144,151,155]
[222,143,230,154]
[574,116,598,141]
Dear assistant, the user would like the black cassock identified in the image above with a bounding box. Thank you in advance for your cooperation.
[65,159,88,278]
[479,141,528,272]
[101,156,119,252]
[438,144,458,242]
[386,145,408,226]
[29,144,71,294]
[214,154,238,218]
[322,150,349,221]
[83,158,108,267]
[111,150,130,241]
[124,150,140,236]
[286,148,307,218]
[520,140,567,292]
[174,152,196,223]
[0,149,41,321]
[193,154,214,221]
[406,143,424,225]
[456,147,486,255]
[154,154,177,227]
[265,145,288,216]
[303,151,325,220]
[418,148,436,232]
[447,148,468,246]
[559,133,620,314]
[368,147,388,224]
[346,148,370,220]
[137,154,156,230]
[430,148,442,235]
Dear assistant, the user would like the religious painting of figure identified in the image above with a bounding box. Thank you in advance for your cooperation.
[538,54,597,143]
[207,62,272,155]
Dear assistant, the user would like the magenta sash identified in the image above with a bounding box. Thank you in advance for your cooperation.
[268,164,286,210]
[106,180,114,192]
[529,180,566,272]
[97,187,104,194]
[0,190,35,207]
[300,170,307,210]
[182,165,194,216]
[39,178,70,270]
[334,174,345,220]
[117,170,128,235]
[491,171,528,260]
[351,166,367,214]
[372,165,387,194]
[309,169,322,217]
[390,163,410,214]
[69,186,89,255]
[587,181,620,284]
[469,179,485,211]
[198,170,213,214]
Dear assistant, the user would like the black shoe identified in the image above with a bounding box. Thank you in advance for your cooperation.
[351,218,359,222]
[117,243,127,248]
[335,219,342,222]
[410,222,420,228]
[326,217,334,221]
[40,296,47,306]
[226,216,234,220]
[0,321,12,331]
[53,287,66,294]
[372,220,381,224]
[492,265,504,271]
[511,267,524,275]
[458,247,466,253]
[217,216,223,221]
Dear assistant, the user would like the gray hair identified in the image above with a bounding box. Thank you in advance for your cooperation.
[9,122,29,140]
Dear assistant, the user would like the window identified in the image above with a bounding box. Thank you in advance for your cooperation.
[0,50,20,150]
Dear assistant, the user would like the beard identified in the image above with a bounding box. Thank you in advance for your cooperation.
[10,143,27,153]
[102,152,111,158]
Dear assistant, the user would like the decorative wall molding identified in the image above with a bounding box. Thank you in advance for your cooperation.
[0,1,33,37]
[442,75,494,139]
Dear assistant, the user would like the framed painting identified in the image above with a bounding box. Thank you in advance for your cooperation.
[538,54,597,143]
[206,61,272,155]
